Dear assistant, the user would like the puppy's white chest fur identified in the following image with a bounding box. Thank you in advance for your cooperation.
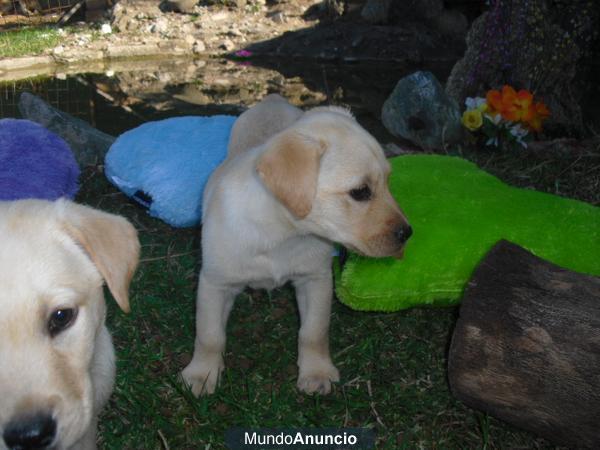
[203,210,332,289]
[244,235,332,289]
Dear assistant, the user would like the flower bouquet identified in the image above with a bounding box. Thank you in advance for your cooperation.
[461,85,550,149]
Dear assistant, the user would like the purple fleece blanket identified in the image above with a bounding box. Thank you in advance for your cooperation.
[0,118,79,200]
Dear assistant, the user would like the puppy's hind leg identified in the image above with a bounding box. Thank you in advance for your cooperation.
[294,276,340,395]
[182,273,239,396]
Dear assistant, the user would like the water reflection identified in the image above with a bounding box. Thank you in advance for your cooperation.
[0,57,454,141]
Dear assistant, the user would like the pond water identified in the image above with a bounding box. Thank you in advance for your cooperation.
[0,56,455,144]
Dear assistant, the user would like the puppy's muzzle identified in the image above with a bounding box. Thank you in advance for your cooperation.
[3,412,56,450]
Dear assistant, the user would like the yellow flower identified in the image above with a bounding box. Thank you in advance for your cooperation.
[462,109,483,131]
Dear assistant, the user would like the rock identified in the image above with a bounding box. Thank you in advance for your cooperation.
[227,27,243,37]
[53,47,105,64]
[18,92,115,167]
[268,10,285,24]
[220,39,235,51]
[381,71,462,150]
[111,0,162,32]
[0,55,54,73]
[157,39,189,55]
[162,0,197,14]
[184,34,196,46]
[110,4,128,31]
[106,43,161,58]
[151,17,169,34]
[361,0,392,24]
[181,23,195,35]
[210,10,229,22]
[192,40,206,53]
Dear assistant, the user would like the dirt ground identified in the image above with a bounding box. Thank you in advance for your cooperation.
[1,0,472,63]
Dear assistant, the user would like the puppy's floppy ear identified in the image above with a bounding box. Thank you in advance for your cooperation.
[59,200,140,313]
[256,130,326,219]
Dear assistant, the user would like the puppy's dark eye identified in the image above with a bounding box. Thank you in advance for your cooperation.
[48,308,77,337]
[349,184,372,201]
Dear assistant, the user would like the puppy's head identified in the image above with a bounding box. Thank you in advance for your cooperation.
[256,107,411,258]
[0,199,139,450]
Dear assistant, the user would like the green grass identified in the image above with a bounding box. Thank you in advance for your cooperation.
[0,26,62,58]
[73,164,574,449]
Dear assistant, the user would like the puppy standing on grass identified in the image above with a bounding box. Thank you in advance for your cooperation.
[183,94,412,396]
[0,199,139,450]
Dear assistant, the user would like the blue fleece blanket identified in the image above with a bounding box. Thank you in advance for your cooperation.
[105,115,235,227]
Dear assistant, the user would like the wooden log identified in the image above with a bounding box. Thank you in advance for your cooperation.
[448,240,600,448]
[57,0,83,26]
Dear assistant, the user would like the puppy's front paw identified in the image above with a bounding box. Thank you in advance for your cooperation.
[181,356,224,396]
[297,361,340,395]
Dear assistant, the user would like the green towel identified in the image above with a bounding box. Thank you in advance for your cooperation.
[335,155,600,311]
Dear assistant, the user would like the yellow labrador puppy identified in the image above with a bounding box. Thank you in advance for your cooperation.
[182,94,411,396]
[0,199,139,450]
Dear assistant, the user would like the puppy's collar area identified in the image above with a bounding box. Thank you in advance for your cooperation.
[333,247,349,269]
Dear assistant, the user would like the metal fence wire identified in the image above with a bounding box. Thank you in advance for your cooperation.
[0,77,93,123]
[1,0,79,17]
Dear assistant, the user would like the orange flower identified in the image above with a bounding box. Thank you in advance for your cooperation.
[485,85,550,131]
[499,85,519,121]
[501,85,517,100]
[486,89,503,115]
[514,89,534,122]
[526,101,550,132]
[486,86,519,121]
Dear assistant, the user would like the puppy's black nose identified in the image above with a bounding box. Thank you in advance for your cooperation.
[3,413,56,450]
[395,225,413,243]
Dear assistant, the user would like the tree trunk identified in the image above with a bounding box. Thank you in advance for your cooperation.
[448,240,600,448]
